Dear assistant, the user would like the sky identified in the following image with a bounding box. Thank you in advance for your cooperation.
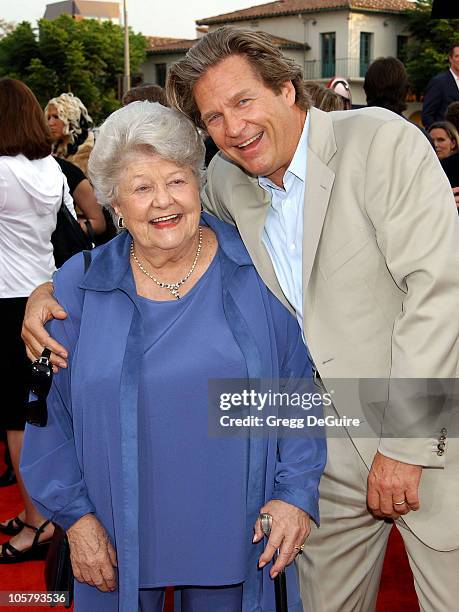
[2,0,260,38]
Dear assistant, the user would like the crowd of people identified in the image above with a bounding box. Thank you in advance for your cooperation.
[0,26,458,612]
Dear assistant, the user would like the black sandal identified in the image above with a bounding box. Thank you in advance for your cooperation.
[0,516,25,535]
[0,520,51,564]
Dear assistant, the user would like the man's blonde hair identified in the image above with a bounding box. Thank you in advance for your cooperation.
[167,27,310,129]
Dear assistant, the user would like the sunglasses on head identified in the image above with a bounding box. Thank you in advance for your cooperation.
[26,348,53,427]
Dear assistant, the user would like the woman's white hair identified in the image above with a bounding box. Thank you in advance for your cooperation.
[88,101,206,220]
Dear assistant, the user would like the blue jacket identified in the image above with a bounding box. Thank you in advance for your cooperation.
[21,213,326,612]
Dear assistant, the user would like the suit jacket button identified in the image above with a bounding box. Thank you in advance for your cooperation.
[439,435,446,441]
[437,442,446,451]
[437,449,445,456]
[441,428,448,435]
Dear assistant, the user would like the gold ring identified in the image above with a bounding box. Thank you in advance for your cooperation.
[294,544,305,554]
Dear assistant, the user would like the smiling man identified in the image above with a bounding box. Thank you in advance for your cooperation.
[22,27,459,612]
[194,54,305,187]
[166,28,459,611]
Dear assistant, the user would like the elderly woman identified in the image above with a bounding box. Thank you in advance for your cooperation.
[21,102,325,612]
[45,93,94,174]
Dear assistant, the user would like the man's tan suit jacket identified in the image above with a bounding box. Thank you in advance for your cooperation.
[202,106,459,551]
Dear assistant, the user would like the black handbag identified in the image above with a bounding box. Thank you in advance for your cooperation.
[51,201,93,268]
[45,525,74,608]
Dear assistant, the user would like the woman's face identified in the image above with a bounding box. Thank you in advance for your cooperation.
[430,128,457,160]
[46,104,65,141]
[113,153,201,258]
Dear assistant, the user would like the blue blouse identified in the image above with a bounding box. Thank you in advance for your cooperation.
[135,251,248,586]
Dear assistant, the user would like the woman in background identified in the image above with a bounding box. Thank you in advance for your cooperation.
[303,81,344,112]
[428,120,459,160]
[0,78,73,561]
[45,93,106,239]
[45,92,94,175]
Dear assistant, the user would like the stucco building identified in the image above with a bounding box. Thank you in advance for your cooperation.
[144,0,414,107]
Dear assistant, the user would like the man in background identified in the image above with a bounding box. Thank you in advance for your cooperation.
[422,42,459,127]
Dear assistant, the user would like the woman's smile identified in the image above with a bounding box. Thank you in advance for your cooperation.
[149,213,182,228]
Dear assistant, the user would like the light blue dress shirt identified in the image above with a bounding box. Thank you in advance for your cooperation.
[259,113,309,334]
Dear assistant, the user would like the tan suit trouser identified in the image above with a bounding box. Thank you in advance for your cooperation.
[296,432,459,612]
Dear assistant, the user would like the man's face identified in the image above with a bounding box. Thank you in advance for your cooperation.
[449,46,459,74]
[193,55,305,187]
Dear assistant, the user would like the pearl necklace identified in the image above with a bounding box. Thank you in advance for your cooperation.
[130,226,203,300]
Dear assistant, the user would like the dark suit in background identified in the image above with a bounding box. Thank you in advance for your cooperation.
[422,70,459,128]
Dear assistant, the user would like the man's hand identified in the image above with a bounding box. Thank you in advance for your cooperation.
[253,500,310,578]
[67,514,117,592]
[21,282,69,369]
[367,451,422,519]
[452,186,459,209]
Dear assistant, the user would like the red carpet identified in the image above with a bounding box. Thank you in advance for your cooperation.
[0,443,418,611]
[0,476,51,611]
[376,528,419,612]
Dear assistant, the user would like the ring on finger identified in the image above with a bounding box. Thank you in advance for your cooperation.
[393,499,406,506]
[293,544,305,555]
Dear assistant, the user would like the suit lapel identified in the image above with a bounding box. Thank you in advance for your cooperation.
[230,176,294,312]
[302,108,336,304]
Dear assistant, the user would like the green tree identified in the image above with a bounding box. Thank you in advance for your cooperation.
[0,15,147,122]
[24,58,59,103]
[63,40,100,111]
[0,21,38,77]
[403,0,459,95]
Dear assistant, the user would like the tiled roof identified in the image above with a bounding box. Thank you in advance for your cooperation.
[147,38,198,54]
[147,33,309,55]
[266,35,309,49]
[147,36,184,50]
[197,0,414,25]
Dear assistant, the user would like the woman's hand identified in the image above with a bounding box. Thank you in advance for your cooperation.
[253,500,311,578]
[21,282,69,369]
[67,514,117,592]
